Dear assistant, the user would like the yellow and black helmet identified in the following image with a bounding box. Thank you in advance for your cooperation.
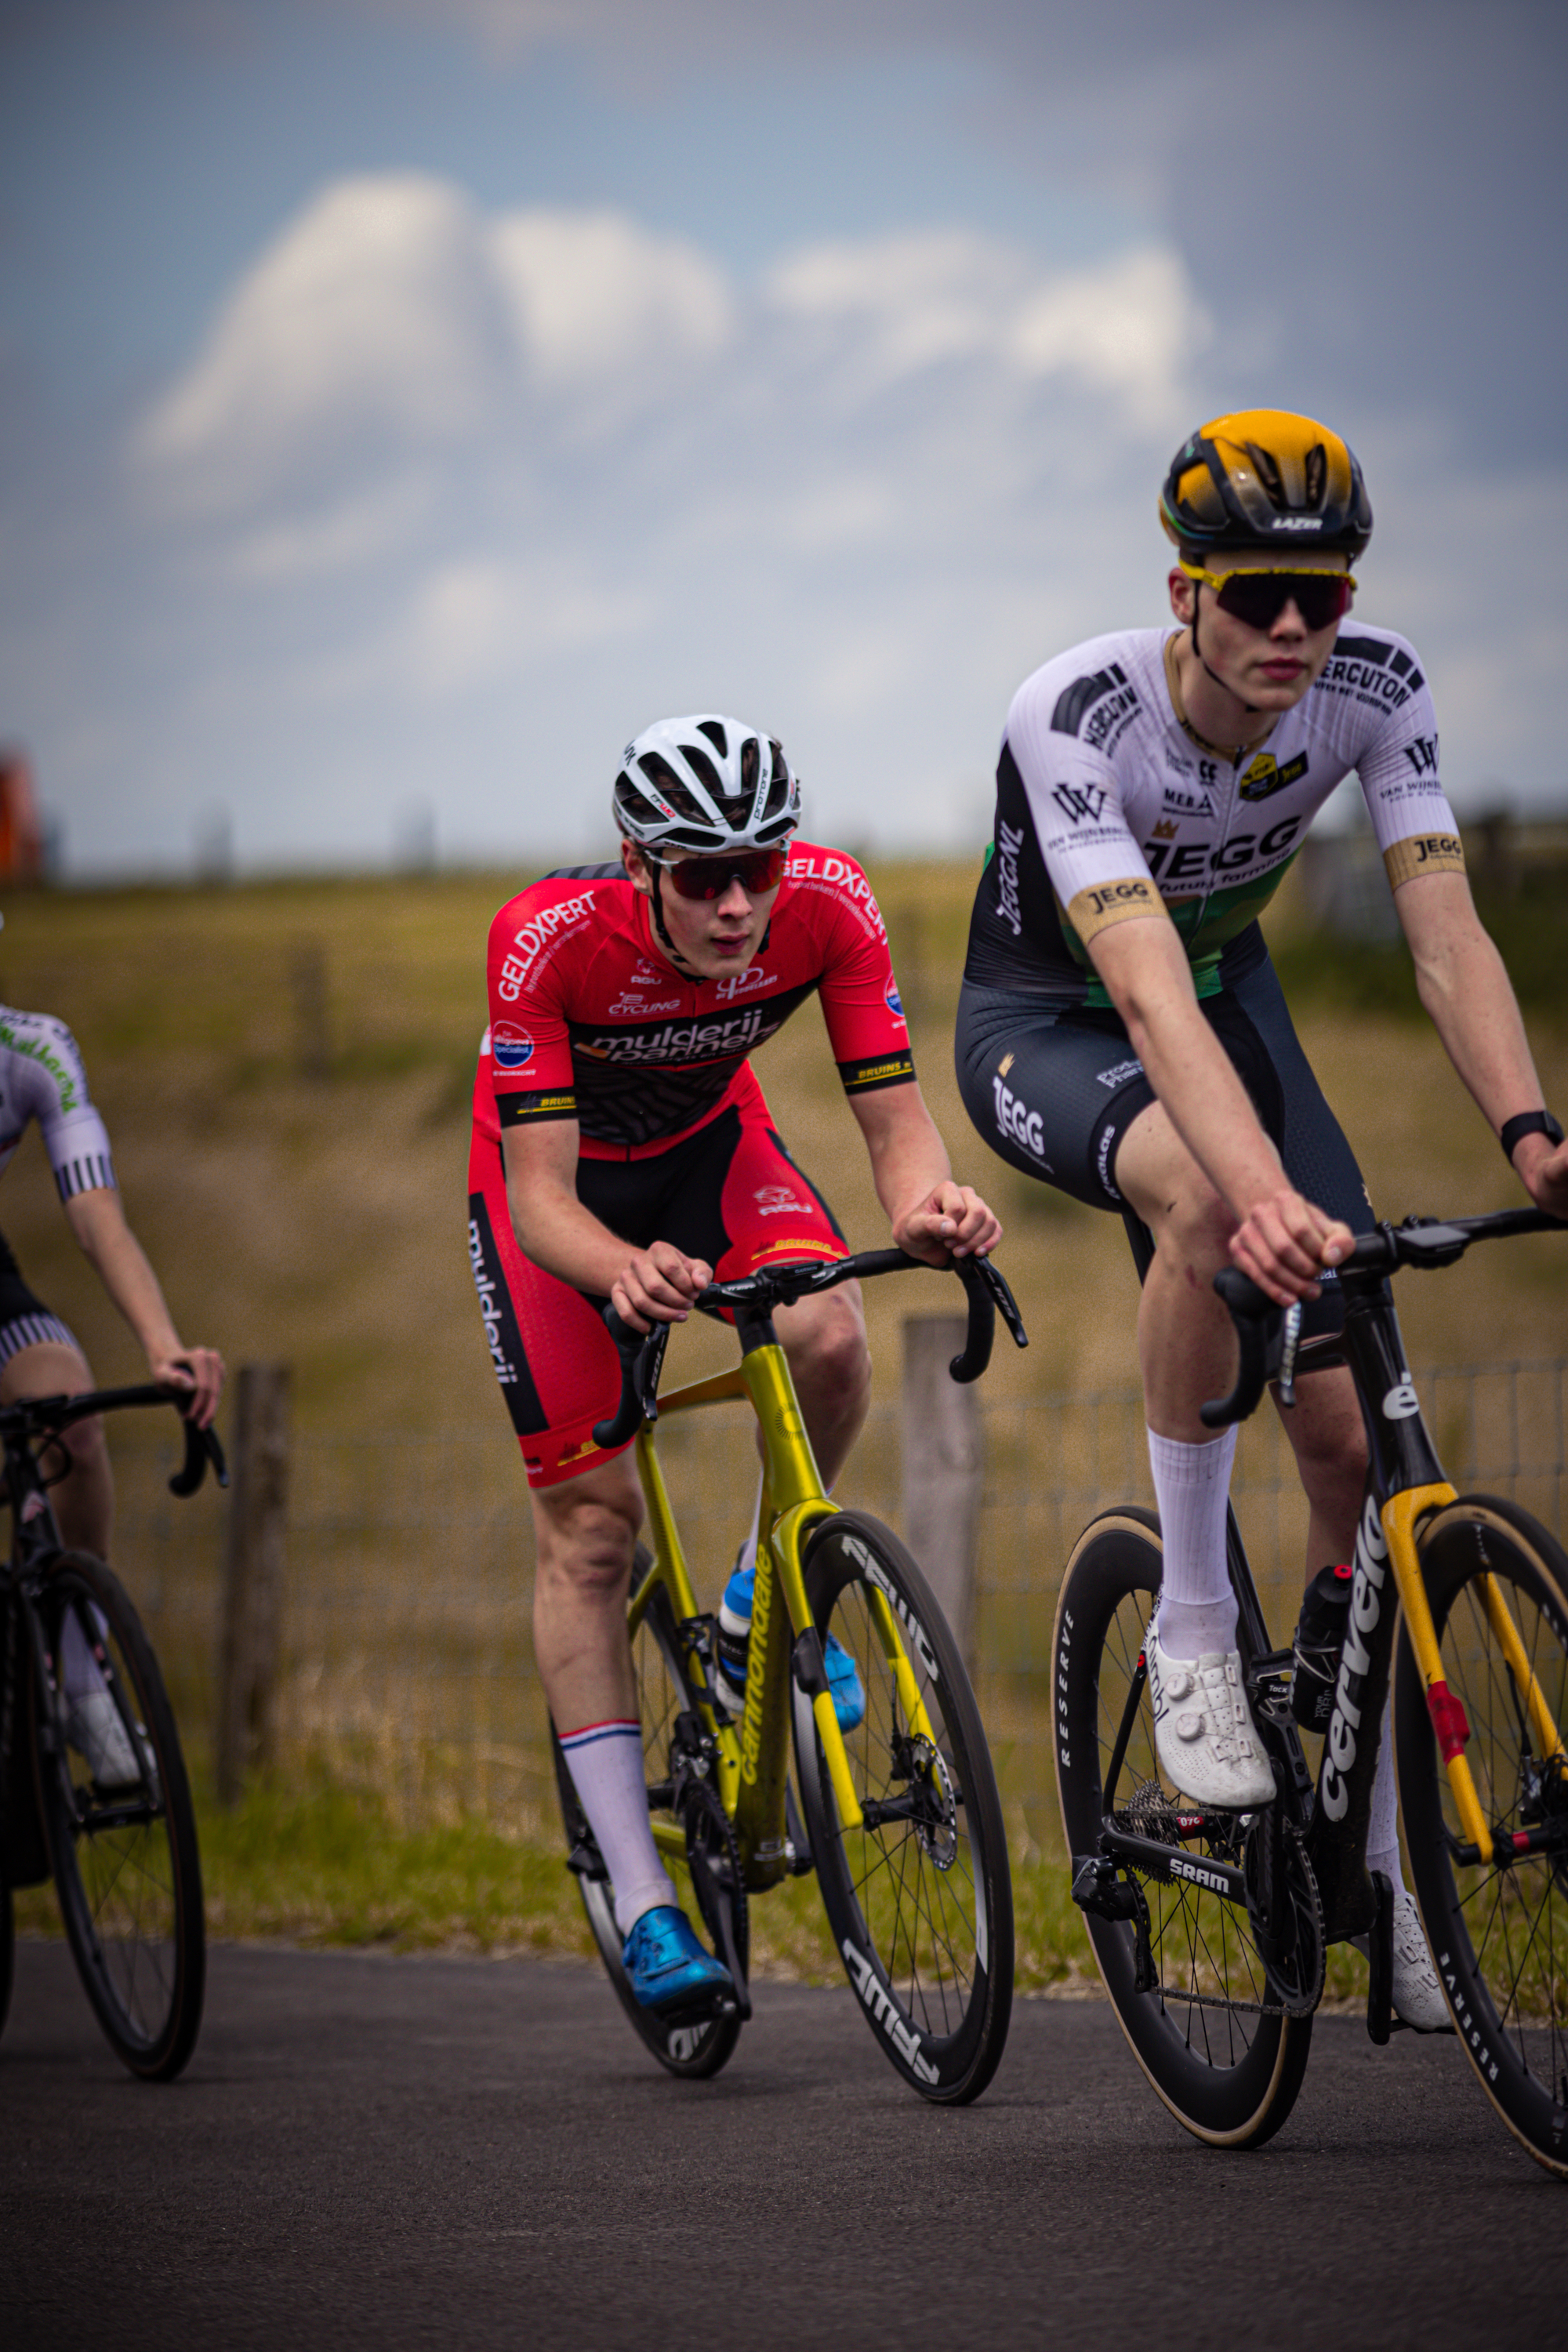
[1160,408,1373,559]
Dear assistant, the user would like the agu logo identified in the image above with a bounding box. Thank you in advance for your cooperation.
[885,977,905,1019]
[492,1022,535,1071]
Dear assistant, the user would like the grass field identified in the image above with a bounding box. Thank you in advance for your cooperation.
[1,850,1563,1968]
[0,849,1562,1435]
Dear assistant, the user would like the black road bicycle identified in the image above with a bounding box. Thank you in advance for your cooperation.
[0,1386,226,2080]
[1053,1206,1568,2176]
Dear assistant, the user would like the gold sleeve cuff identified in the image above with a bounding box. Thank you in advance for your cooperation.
[1383,832,1466,890]
[1065,875,1164,942]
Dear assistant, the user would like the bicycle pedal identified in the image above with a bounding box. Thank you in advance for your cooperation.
[659,1987,740,2030]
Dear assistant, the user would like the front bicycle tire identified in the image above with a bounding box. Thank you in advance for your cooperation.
[1396,1497,1568,2179]
[0,1876,12,2042]
[31,1551,204,2081]
[1054,1509,1312,2149]
[551,1551,744,2082]
[793,1512,1013,2105]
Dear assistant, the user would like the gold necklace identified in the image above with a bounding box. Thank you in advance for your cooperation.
[1162,632,1260,764]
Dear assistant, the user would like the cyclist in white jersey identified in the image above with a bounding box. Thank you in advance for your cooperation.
[0,1000,223,1784]
[957,409,1568,2027]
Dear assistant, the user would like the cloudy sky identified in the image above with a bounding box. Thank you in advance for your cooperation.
[2,0,1564,875]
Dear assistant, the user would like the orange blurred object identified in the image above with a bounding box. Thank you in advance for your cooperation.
[0,750,44,882]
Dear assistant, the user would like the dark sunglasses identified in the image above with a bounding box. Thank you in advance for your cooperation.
[647,846,789,901]
[1180,562,1356,633]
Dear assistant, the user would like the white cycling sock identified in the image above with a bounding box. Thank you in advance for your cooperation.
[60,1605,110,1701]
[1149,1425,1239,1660]
[1367,1705,1407,1901]
[558,1719,677,1938]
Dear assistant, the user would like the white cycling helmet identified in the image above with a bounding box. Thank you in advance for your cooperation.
[612,714,800,856]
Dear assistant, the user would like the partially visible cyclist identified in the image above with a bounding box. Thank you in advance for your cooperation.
[956,409,1568,2029]
[469,717,1001,2017]
[0,990,223,1782]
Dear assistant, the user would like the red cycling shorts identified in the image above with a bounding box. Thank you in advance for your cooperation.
[466,1097,848,1489]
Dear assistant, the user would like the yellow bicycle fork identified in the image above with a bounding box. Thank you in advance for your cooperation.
[1383,1485,1568,1865]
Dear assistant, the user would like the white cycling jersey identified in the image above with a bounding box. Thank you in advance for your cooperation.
[964,621,1464,1006]
[0,1007,117,1200]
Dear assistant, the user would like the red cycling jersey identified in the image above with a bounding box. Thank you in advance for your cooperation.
[467,843,915,1487]
[474,843,915,1158]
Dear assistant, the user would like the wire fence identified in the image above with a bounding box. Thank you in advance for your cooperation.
[118,1359,1567,1847]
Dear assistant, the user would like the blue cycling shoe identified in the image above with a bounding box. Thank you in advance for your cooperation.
[622,1904,735,2015]
[716,1558,866,1733]
[823,1634,866,1733]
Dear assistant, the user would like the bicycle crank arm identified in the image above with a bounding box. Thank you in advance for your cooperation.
[688,1846,753,2022]
[72,1796,162,1832]
[1098,1824,1248,1906]
[1071,1855,1159,1994]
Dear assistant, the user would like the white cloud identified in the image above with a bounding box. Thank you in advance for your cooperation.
[228,478,437,582]
[488,209,732,390]
[136,179,742,517]
[137,176,504,509]
[20,166,1559,875]
[399,557,651,695]
[765,233,1202,428]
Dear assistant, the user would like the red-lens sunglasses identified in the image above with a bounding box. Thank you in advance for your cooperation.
[648,846,788,901]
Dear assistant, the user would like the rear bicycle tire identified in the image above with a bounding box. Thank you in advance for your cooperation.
[1396,1497,1568,2179]
[1053,1509,1312,2149]
[793,1511,1013,2105]
[31,1551,204,2081]
[552,1551,744,2081]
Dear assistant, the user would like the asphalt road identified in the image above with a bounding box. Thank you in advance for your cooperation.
[3,1940,1565,2351]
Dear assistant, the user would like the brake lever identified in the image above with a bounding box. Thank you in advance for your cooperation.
[1200,1267,1284,1430]
[973,1253,1029,1351]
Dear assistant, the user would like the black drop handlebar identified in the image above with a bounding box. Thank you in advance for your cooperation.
[591,1250,1029,1454]
[0,1382,230,1499]
[1199,1206,1565,1431]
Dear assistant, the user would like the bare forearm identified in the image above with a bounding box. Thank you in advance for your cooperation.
[860,1092,952,1228]
[1411,920,1544,1134]
[504,1173,635,1297]
[500,1125,716,1327]
[64,1191,183,1357]
[1096,926,1283,1217]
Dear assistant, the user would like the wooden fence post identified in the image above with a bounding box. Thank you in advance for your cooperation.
[901,1316,983,1664]
[216,1363,291,1806]
[289,939,331,1080]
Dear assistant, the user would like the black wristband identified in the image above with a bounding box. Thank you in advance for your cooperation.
[1501,1109,1564,1163]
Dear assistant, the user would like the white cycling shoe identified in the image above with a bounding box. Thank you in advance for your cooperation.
[1146,1617,1276,1811]
[65,1690,143,1791]
[1353,1886,1450,2032]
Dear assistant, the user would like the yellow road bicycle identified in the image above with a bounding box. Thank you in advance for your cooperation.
[551,1247,1028,2103]
[1055,1205,1568,2176]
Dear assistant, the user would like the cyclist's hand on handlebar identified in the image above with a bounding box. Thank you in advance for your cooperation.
[609,1242,713,1334]
[893,1182,1003,1267]
[1228,1185,1353,1307]
[151,1345,225,1428]
[1515,1131,1568,1223]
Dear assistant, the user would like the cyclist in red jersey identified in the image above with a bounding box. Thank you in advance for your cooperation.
[469,714,1001,2013]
